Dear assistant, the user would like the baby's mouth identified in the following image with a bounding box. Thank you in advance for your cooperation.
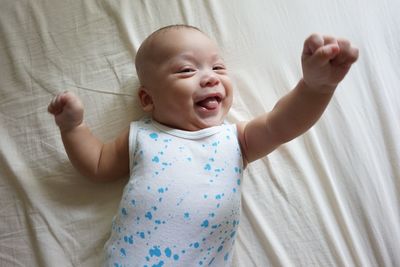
[196,96,221,110]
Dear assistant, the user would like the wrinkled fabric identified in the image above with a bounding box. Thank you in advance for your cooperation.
[0,0,399,266]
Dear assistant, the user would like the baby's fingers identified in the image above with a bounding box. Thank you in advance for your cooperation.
[331,39,359,66]
[314,44,340,63]
[303,34,324,56]
[47,92,69,115]
[48,94,62,115]
[303,34,340,65]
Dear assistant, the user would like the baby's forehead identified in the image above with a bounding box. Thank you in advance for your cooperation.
[148,29,220,61]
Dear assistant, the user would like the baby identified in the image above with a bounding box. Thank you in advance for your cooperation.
[48,25,358,267]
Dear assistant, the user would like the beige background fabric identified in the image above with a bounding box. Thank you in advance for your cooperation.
[1,0,399,266]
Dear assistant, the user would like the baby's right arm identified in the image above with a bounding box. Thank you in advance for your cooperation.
[48,92,129,182]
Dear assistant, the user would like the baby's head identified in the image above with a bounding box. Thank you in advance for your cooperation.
[135,25,233,131]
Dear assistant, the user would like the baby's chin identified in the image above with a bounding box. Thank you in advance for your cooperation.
[153,117,224,132]
[185,117,225,131]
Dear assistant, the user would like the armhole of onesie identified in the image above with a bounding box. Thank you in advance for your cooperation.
[232,123,247,169]
[231,123,238,137]
[128,121,139,173]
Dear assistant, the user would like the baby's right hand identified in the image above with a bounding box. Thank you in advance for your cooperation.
[48,91,84,132]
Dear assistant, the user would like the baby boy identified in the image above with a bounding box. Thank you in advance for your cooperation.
[48,25,358,266]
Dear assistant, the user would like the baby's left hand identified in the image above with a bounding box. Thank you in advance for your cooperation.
[301,34,359,93]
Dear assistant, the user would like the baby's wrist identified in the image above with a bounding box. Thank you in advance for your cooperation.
[300,78,337,95]
[59,120,85,134]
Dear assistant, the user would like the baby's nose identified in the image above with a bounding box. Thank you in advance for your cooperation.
[200,74,220,88]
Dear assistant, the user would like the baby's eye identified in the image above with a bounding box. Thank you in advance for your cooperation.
[178,68,195,73]
[213,65,226,71]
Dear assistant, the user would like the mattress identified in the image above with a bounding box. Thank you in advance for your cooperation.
[0,0,399,266]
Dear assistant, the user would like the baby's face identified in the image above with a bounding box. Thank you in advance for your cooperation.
[139,28,233,131]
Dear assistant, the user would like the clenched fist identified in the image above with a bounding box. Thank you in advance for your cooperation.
[301,34,359,93]
[48,91,84,132]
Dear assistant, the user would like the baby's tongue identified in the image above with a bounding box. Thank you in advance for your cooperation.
[197,97,219,110]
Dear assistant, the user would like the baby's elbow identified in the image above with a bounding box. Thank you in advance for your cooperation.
[86,164,129,183]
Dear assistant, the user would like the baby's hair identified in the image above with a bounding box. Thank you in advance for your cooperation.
[135,24,204,85]
[150,24,203,37]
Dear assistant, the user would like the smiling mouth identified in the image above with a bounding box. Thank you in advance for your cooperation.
[196,95,222,110]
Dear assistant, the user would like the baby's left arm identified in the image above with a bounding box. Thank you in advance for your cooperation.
[238,34,359,165]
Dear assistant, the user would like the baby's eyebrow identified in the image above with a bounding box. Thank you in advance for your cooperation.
[170,54,196,64]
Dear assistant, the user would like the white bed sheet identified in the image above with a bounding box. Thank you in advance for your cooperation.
[1,0,399,266]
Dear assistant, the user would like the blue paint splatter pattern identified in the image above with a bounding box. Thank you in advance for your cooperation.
[104,118,243,266]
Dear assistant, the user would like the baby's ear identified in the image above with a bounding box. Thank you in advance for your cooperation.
[138,87,154,112]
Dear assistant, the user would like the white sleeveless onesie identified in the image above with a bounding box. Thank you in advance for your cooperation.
[104,118,243,267]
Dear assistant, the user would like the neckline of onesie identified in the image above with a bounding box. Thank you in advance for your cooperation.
[150,118,226,140]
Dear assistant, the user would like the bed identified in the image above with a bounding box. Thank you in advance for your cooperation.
[1,0,399,266]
